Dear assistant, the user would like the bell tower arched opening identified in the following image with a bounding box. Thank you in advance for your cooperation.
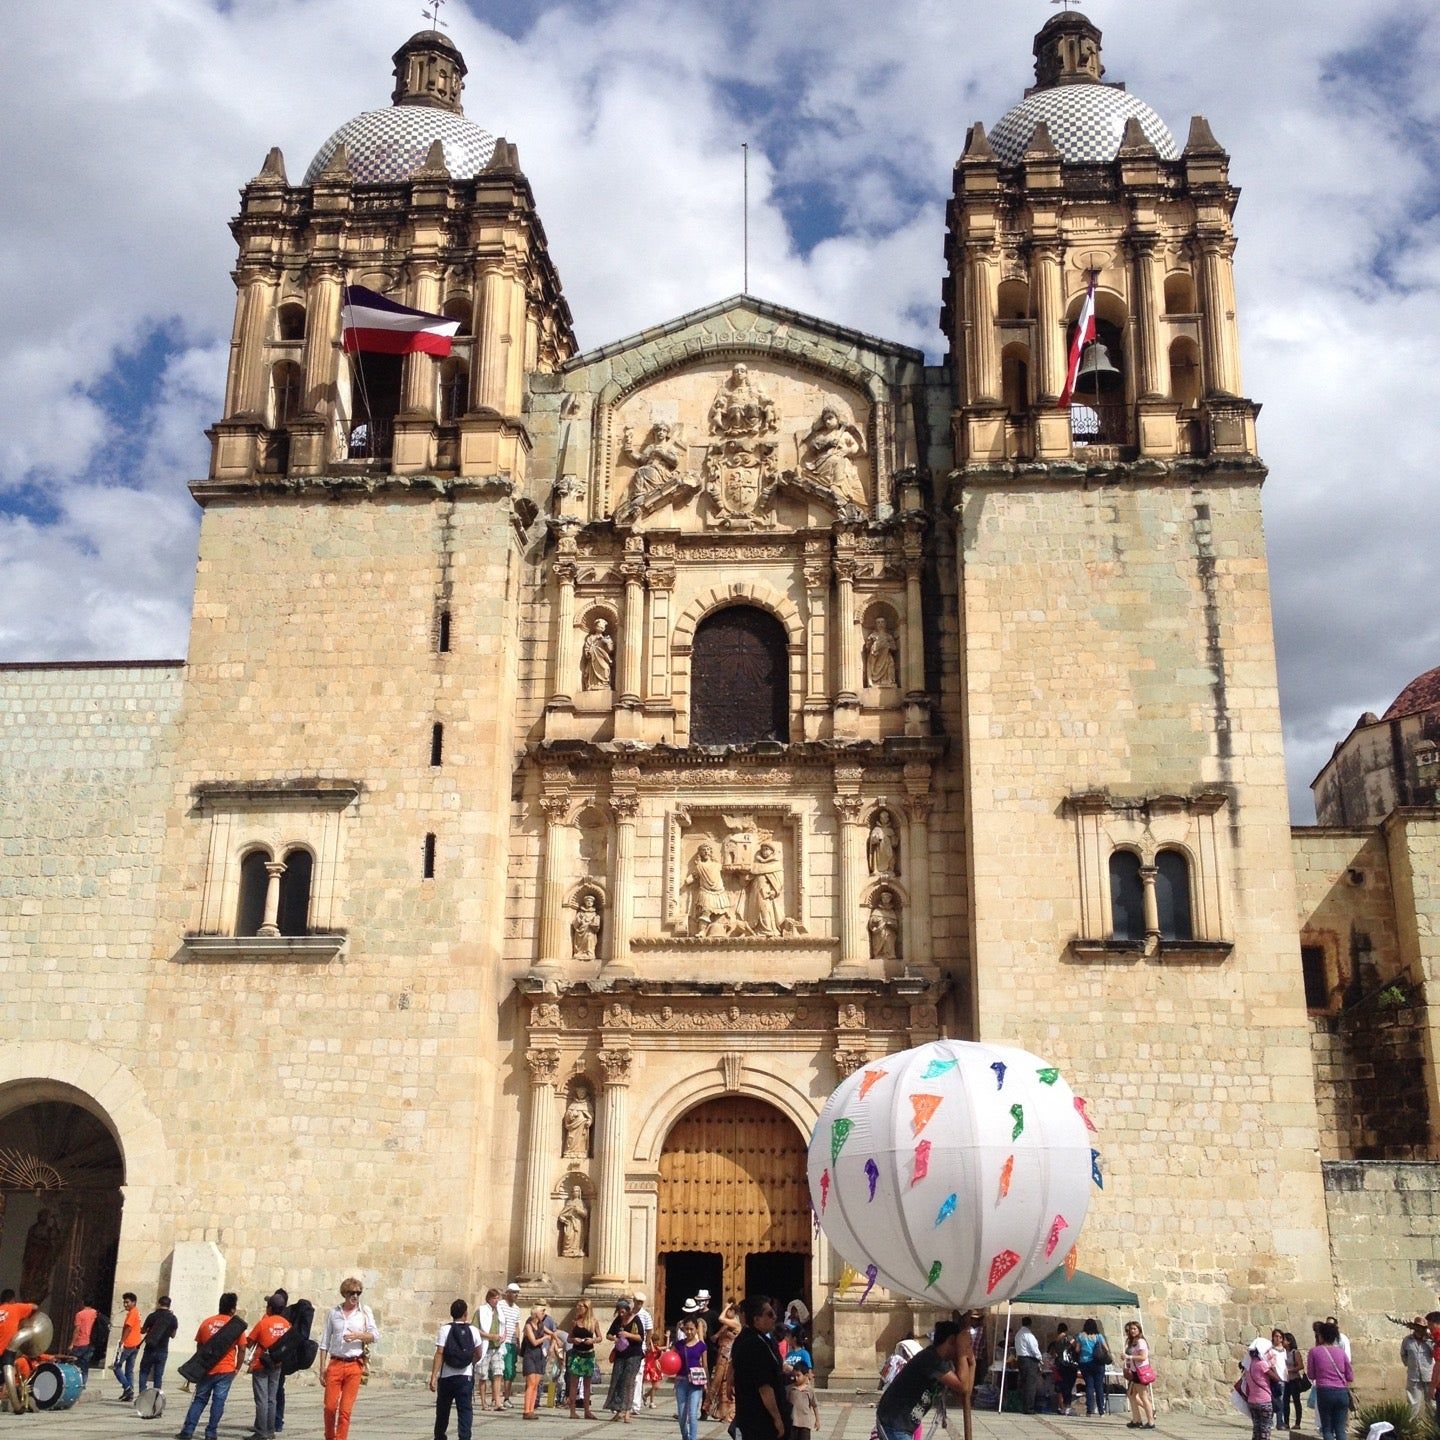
[0,1096,125,1349]
[656,1096,809,1329]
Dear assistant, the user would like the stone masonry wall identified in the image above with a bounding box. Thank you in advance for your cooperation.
[957,474,1334,1405]
[1325,1160,1440,1397]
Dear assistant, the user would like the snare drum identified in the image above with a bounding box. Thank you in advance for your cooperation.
[29,1360,83,1410]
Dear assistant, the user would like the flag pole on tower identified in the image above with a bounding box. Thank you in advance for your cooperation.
[1059,271,1098,408]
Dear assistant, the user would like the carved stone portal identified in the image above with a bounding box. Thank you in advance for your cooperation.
[675,811,804,939]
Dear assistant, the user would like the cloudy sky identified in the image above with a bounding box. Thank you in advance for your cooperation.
[3,0,1438,819]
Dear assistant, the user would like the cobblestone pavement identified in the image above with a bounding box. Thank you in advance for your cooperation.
[1,1381,1262,1440]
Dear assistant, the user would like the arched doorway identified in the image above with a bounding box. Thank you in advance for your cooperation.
[690,606,790,746]
[0,1099,124,1346]
[656,1097,809,1329]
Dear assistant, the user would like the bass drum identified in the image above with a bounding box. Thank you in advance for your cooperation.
[29,1360,83,1411]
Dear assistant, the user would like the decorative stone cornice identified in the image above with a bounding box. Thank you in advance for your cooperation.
[190,472,518,507]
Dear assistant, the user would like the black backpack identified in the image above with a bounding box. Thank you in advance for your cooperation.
[442,1322,477,1370]
[279,1299,318,1376]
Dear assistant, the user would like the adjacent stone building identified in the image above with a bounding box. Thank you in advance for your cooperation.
[4,13,1438,1400]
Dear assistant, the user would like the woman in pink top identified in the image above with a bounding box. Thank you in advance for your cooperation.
[1306,1321,1353,1440]
[1237,1345,1277,1440]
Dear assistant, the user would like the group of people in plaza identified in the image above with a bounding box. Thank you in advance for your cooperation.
[425,1283,818,1440]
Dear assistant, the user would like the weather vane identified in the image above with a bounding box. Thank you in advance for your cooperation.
[422,0,448,32]
[1051,0,1077,11]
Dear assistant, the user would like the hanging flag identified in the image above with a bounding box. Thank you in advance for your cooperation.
[1065,1245,1079,1281]
[1090,1149,1104,1189]
[926,1260,943,1289]
[865,1158,880,1201]
[1045,1214,1068,1259]
[990,1061,1007,1090]
[1074,1096,1098,1133]
[934,1193,958,1227]
[820,1168,831,1210]
[838,1263,859,1293]
[1009,1103,1025,1140]
[831,1117,854,1164]
[341,284,460,357]
[922,1058,958,1081]
[859,1068,888,1100]
[998,1155,1015,1201]
[1036,1067,1059,1086]
[1059,273,1098,407]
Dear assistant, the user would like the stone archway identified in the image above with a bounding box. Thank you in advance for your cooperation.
[656,1096,810,1328]
[0,1098,125,1347]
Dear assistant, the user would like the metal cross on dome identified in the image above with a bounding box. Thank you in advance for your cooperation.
[1051,0,1077,10]
[421,0,448,31]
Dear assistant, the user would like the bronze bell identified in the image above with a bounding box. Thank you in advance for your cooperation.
[1075,342,1121,382]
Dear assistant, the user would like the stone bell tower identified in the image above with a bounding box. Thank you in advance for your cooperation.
[944,14,1335,1372]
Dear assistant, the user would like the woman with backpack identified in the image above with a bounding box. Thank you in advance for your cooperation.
[1076,1318,1111,1417]
[1047,1324,1079,1417]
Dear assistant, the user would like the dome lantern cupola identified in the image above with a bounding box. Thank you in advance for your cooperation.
[1031,10,1105,91]
[391,28,467,113]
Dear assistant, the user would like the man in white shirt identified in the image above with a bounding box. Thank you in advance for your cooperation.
[430,1300,484,1440]
[316,1278,379,1440]
[474,1288,502,1412]
[1325,1317,1352,1362]
[496,1284,523,1409]
[1401,1317,1436,1419]
[1014,1317,1043,1415]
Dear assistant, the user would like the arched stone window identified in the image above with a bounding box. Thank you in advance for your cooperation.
[690,605,789,746]
[277,302,306,341]
[442,295,472,336]
[1155,849,1194,942]
[1108,850,1145,941]
[236,849,271,937]
[1001,342,1031,415]
[439,358,469,422]
[1163,273,1197,316]
[997,278,1031,320]
[270,361,303,427]
[277,847,314,936]
[1169,337,1202,410]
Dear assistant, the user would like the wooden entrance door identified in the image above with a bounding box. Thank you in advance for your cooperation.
[657,1096,810,1306]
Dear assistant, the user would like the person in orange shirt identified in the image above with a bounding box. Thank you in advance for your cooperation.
[112,1290,142,1401]
[71,1299,100,1382]
[0,1290,39,1415]
[246,1294,292,1440]
[176,1293,246,1440]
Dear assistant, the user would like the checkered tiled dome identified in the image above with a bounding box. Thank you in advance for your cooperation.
[989,84,1178,165]
[304,106,496,184]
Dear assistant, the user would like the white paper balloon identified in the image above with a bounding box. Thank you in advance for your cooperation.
[807,1039,1097,1309]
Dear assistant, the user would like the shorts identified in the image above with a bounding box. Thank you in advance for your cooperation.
[487,1349,508,1380]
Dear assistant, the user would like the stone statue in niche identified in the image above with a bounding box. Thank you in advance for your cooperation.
[683,842,734,935]
[866,809,900,877]
[709,363,778,438]
[621,423,686,497]
[868,889,902,961]
[561,1083,594,1159]
[749,841,786,936]
[557,1181,589,1258]
[570,893,602,960]
[863,616,900,688]
[799,406,867,509]
[580,618,614,690]
[20,1207,63,1304]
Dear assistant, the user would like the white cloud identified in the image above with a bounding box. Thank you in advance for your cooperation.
[2,0,1439,822]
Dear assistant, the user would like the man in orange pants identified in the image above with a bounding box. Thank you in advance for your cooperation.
[316,1279,378,1440]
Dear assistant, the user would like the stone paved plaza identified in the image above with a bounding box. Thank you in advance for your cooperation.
[0,1385,1267,1440]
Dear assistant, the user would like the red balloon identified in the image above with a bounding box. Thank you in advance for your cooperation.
[658,1348,683,1377]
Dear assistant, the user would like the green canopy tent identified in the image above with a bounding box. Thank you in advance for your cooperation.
[995,1268,1142,1411]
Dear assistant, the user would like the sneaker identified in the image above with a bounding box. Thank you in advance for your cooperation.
[176,1432,193,1439]
[121,1390,135,1402]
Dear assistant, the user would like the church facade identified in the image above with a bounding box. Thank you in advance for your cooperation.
[3,13,1438,1399]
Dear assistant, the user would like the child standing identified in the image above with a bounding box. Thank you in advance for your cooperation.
[643,1330,664,1409]
[789,1359,820,1440]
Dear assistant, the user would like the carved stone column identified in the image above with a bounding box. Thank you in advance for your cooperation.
[1130,236,1165,399]
[834,556,860,738]
[520,1045,560,1283]
[1032,243,1066,403]
[256,860,286,938]
[903,767,935,972]
[472,259,510,412]
[834,778,867,973]
[607,791,639,974]
[401,261,442,415]
[1197,236,1241,396]
[1140,863,1161,940]
[643,551,675,711]
[300,263,344,419]
[966,242,1001,403]
[550,544,578,711]
[228,271,277,420]
[802,552,831,740]
[536,787,572,970]
[618,539,645,710]
[591,1046,632,1285]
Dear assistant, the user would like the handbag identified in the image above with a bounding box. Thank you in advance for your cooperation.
[1297,1375,1312,1394]
[1135,1362,1156,1386]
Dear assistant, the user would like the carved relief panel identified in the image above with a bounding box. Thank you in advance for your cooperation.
[605,359,875,530]
[665,807,807,939]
